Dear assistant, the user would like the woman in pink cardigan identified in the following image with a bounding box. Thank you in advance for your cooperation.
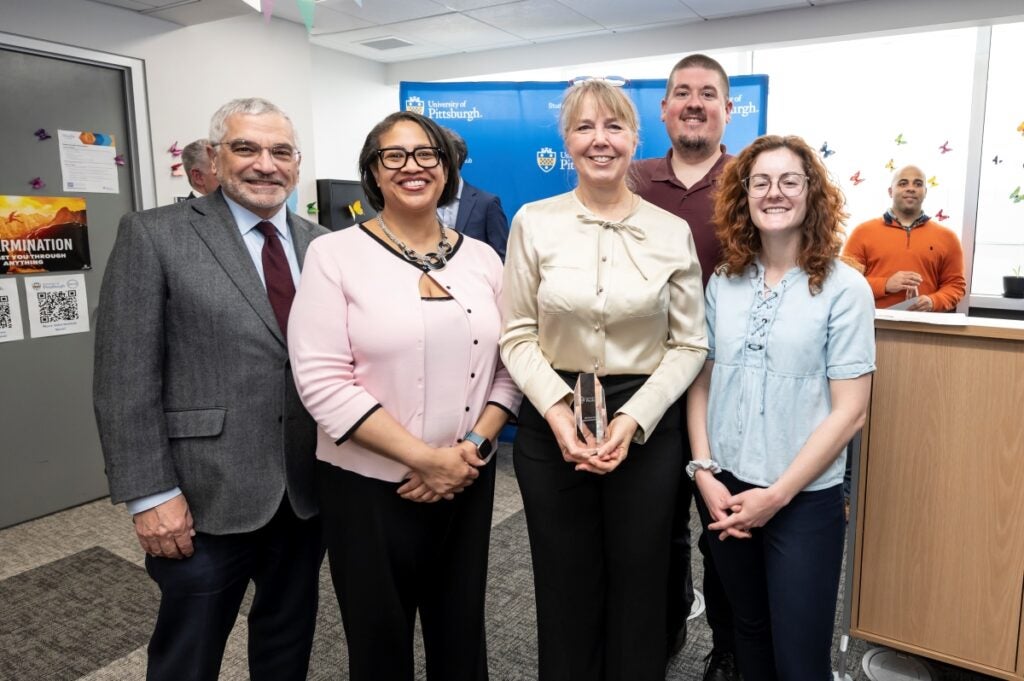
[288,111,520,681]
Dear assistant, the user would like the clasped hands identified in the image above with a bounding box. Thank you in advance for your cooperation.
[544,401,638,475]
[695,472,786,541]
[885,270,933,311]
[398,440,483,503]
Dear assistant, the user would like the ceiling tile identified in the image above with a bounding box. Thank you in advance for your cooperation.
[311,31,457,62]
[557,0,701,29]
[381,13,525,50]
[87,0,161,10]
[315,0,450,24]
[305,6,376,33]
[433,0,517,9]
[466,0,603,40]
[681,0,805,18]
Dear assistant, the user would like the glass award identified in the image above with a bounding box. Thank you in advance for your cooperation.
[574,372,608,446]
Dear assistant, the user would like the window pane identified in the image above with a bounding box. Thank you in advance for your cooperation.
[973,22,1024,295]
[754,29,977,246]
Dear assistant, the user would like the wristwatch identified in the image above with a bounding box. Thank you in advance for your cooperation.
[463,431,493,460]
[685,459,722,480]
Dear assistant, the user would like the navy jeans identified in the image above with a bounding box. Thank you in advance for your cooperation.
[695,471,844,681]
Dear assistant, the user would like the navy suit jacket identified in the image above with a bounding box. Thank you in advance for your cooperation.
[454,181,510,260]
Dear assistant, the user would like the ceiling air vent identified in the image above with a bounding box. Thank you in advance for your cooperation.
[359,36,414,50]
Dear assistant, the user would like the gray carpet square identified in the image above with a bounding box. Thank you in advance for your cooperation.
[0,546,157,680]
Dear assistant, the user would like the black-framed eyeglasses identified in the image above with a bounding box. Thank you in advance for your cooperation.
[742,172,808,198]
[377,146,443,170]
[212,139,301,163]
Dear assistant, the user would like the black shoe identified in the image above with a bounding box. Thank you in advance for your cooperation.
[666,620,688,658]
[702,649,741,681]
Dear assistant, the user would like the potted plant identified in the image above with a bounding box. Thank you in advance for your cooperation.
[1003,265,1024,298]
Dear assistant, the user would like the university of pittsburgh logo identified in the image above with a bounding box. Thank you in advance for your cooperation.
[536,147,556,173]
[404,96,425,115]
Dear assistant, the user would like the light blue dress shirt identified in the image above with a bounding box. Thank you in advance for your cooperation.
[126,196,299,515]
[704,258,875,491]
[437,177,464,229]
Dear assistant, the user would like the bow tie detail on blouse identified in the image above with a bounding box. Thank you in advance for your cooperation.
[576,214,649,280]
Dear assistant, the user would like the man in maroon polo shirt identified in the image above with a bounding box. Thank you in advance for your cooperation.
[633,53,740,681]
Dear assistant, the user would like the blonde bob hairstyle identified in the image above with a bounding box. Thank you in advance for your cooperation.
[558,79,640,142]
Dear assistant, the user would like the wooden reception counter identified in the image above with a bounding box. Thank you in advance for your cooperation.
[851,317,1024,679]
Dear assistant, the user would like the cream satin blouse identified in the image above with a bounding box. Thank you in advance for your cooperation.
[500,191,708,442]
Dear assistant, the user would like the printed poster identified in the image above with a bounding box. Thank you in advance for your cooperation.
[57,129,119,194]
[0,195,91,273]
[25,273,89,339]
[0,277,25,343]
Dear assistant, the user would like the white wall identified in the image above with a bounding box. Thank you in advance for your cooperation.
[310,46,394,181]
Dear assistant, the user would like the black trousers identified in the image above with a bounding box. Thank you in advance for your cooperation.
[514,374,682,681]
[317,458,495,681]
[695,472,845,681]
[144,496,323,681]
[667,405,736,653]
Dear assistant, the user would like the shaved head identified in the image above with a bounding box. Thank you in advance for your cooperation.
[888,165,927,221]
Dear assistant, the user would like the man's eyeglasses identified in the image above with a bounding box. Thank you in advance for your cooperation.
[213,140,300,163]
[377,146,443,170]
[742,173,808,198]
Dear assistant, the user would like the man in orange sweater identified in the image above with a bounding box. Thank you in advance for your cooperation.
[843,165,966,311]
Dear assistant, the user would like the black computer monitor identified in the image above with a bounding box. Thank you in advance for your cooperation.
[315,179,377,231]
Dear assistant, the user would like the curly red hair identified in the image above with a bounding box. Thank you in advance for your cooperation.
[712,135,847,294]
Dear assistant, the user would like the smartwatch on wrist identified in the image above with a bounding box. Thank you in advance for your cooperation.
[463,431,493,460]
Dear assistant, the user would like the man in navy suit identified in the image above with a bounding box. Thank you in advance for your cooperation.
[437,128,510,260]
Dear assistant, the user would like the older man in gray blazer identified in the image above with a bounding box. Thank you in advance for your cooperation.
[94,98,328,681]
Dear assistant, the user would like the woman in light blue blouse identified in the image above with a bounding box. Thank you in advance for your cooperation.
[686,134,875,681]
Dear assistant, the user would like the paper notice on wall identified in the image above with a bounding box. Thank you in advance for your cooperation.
[57,130,119,194]
[24,273,89,338]
[0,277,25,343]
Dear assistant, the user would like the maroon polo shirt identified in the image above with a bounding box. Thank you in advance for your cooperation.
[632,146,731,287]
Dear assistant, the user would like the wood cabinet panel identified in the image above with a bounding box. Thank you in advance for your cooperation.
[855,328,1024,673]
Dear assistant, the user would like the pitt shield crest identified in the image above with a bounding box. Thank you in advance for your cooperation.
[404,96,425,115]
[536,147,556,174]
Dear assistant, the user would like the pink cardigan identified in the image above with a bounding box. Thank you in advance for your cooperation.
[288,226,521,482]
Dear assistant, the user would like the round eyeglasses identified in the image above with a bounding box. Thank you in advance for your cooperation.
[377,146,443,170]
[742,172,808,198]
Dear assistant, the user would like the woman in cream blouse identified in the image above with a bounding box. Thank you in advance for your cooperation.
[500,79,708,680]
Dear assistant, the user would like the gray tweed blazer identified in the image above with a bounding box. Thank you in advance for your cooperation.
[93,190,329,534]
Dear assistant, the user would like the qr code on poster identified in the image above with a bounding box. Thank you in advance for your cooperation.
[0,295,10,330]
[37,290,79,324]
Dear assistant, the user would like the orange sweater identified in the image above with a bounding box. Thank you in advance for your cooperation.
[842,214,966,311]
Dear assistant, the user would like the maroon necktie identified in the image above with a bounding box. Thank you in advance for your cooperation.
[256,221,296,338]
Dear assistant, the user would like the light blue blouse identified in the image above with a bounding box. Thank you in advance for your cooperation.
[705,258,876,491]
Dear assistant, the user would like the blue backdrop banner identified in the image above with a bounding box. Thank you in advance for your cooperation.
[399,76,768,221]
